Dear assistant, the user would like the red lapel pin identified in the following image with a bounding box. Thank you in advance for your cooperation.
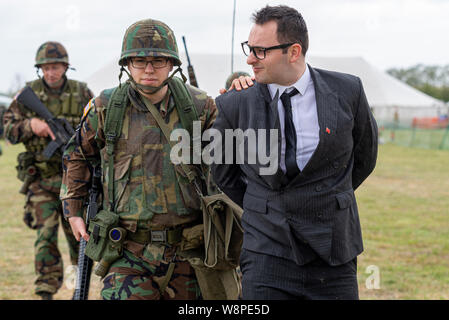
[326,127,331,134]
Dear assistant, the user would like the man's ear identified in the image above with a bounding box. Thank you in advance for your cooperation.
[289,43,302,63]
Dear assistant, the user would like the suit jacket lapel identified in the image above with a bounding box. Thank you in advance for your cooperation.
[260,84,280,130]
[289,65,339,184]
[255,83,288,188]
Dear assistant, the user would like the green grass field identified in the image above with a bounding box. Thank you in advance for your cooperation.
[0,141,102,300]
[0,140,448,299]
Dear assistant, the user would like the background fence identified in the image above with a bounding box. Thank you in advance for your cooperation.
[378,117,449,150]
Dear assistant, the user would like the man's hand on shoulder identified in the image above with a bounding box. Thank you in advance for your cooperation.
[219,75,255,94]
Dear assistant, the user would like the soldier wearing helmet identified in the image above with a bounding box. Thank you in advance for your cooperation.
[225,71,250,90]
[60,19,218,300]
[2,41,94,300]
[219,71,254,95]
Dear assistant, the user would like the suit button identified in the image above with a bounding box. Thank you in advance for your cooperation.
[333,161,339,169]
[315,185,322,192]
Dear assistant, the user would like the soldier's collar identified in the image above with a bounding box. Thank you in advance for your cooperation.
[42,76,67,95]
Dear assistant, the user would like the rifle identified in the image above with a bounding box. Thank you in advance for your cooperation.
[16,86,75,159]
[182,36,198,88]
[73,165,102,300]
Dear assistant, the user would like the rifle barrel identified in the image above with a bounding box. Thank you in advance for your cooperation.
[182,36,192,66]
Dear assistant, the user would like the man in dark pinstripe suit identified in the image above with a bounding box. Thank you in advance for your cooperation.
[211,5,378,299]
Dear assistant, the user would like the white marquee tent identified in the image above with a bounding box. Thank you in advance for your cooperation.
[0,94,12,107]
[85,54,447,125]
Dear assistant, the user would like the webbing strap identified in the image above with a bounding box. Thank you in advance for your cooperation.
[168,77,198,139]
[158,262,176,295]
[104,84,129,211]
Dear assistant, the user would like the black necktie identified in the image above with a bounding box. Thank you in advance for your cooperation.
[280,88,300,179]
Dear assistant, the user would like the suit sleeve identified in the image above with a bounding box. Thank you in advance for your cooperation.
[210,96,246,207]
[352,78,378,190]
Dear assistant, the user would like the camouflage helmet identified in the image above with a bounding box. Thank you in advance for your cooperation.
[35,41,69,67]
[225,71,251,89]
[119,19,181,67]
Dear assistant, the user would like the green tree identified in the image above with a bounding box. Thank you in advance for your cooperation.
[387,64,449,102]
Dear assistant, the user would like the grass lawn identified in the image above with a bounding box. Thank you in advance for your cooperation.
[0,140,448,299]
[0,141,102,300]
[356,143,449,299]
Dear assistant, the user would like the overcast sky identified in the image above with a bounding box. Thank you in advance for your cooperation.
[1,0,448,93]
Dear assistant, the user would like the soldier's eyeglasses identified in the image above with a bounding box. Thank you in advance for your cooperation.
[130,57,169,69]
[241,41,295,60]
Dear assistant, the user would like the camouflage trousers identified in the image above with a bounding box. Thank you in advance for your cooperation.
[24,177,79,295]
[101,243,201,300]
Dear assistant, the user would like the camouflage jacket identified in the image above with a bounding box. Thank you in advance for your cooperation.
[3,77,93,177]
[60,80,217,230]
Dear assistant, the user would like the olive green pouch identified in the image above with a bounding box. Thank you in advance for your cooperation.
[85,209,120,261]
[178,249,241,300]
[16,151,35,182]
[180,224,204,251]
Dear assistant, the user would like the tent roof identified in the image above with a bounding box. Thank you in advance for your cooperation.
[0,94,12,106]
[85,54,445,108]
[307,56,445,108]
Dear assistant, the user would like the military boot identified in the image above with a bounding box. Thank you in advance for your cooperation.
[37,292,53,300]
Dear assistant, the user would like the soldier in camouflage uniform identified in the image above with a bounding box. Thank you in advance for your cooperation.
[2,41,94,300]
[219,71,253,95]
[60,19,217,300]
[225,71,251,91]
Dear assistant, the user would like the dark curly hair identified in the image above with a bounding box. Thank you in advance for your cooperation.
[252,5,309,57]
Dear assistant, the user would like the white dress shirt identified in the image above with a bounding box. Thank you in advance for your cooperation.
[268,65,320,172]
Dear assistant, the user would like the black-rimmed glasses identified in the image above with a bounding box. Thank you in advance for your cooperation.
[241,41,295,60]
[130,57,169,69]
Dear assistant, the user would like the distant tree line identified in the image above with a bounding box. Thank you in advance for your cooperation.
[387,64,449,103]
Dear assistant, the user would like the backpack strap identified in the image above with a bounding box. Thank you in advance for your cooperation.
[168,76,198,139]
[103,83,129,212]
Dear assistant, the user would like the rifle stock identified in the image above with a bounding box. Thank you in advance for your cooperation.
[73,238,92,300]
[187,66,198,88]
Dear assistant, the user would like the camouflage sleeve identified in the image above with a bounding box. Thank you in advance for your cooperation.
[2,97,34,144]
[187,85,217,133]
[199,96,217,132]
[60,97,106,219]
[81,82,95,105]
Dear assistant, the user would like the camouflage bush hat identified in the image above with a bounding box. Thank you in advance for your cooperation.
[35,41,69,67]
[119,19,181,67]
[225,71,250,89]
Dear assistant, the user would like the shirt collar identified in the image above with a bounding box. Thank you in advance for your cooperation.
[268,64,311,99]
